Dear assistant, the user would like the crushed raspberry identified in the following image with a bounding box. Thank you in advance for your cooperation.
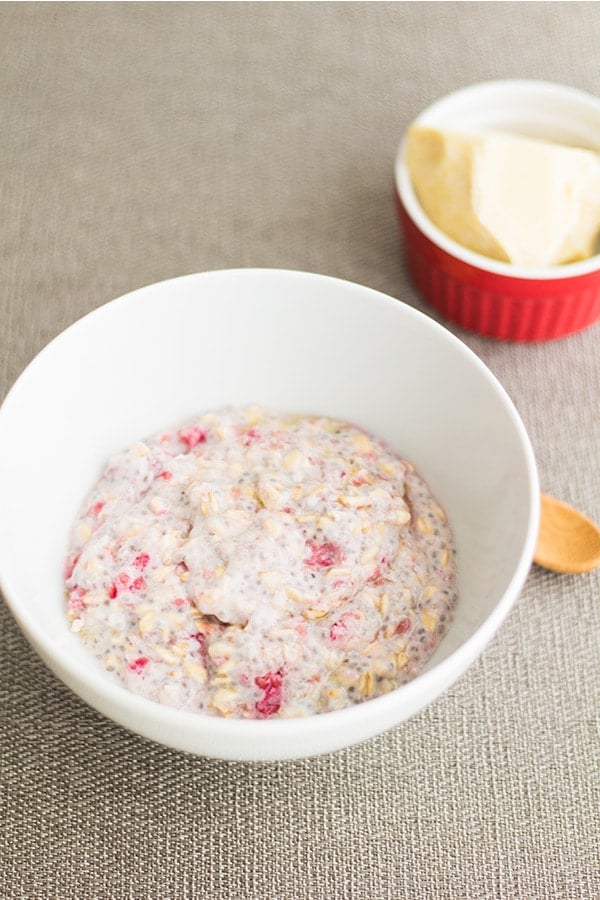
[179,426,207,449]
[64,552,81,580]
[352,474,368,486]
[107,572,130,598]
[130,576,147,592]
[128,657,149,673]
[156,470,172,480]
[172,597,186,607]
[87,501,105,518]
[68,586,87,611]
[255,670,283,690]
[329,612,357,642]
[329,620,347,642]
[396,617,411,634]
[368,566,390,586]
[255,667,284,718]
[241,427,261,446]
[255,691,282,718]
[304,540,343,569]
[133,553,150,570]
[283,507,293,514]
[191,632,209,668]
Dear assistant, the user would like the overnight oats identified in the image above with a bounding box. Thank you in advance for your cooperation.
[65,407,457,718]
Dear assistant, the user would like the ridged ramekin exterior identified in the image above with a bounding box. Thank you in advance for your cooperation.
[396,193,600,342]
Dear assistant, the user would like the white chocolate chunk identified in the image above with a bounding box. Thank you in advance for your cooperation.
[407,125,600,266]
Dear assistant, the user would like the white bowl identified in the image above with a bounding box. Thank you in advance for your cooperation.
[0,269,539,761]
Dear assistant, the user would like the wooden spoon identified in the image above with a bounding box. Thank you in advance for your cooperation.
[534,494,600,574]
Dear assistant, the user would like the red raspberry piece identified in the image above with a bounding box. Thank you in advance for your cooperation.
[191,632,210,668]
[329,621,346,642]
[255,669,283,690]
[130,576,146,592]
[329,612,357,643]
[396,617,411,634]
[304,540,343,569]
[87,501,105,517]
[368,566,390,586]
[242,427,261,446]
[255,693,281,717]
[133,552,150,570]
[107,572,130,598]
[156,470,172,480]
[179,426,207,449]
[128,657,149,673]
[68,586,87,611]
[254,667,284,718]
[64,552,81,580]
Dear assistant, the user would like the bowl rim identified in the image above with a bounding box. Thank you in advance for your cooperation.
[395,78,600,282]
[0,268,541,757]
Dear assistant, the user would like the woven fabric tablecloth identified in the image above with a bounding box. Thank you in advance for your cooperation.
[1,4,599,898]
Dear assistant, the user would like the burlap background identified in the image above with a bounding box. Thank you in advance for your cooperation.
[1,3,598,898]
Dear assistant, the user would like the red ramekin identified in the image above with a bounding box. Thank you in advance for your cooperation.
[395,80,600,342]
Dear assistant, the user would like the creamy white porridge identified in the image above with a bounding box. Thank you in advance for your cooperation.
[65,407,457,718]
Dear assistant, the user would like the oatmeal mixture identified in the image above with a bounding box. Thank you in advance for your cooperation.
[65,407,457,718]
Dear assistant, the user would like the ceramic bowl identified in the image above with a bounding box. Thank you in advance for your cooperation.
[0,269,539,760]
[395,80,600,341]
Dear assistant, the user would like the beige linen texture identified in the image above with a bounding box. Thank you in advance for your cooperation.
[0,3,599,899]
